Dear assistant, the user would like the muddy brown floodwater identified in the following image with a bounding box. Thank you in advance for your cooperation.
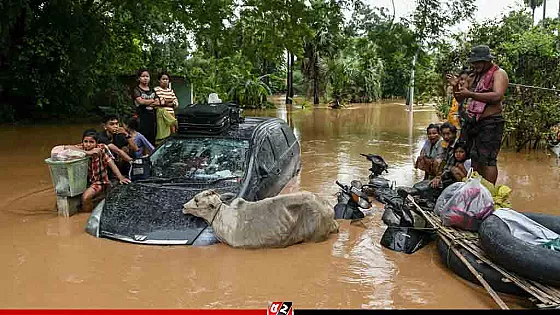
[0,100,559,309]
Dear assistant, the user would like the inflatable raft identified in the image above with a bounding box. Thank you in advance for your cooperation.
[479,212,560,287]
[436,237,527,296]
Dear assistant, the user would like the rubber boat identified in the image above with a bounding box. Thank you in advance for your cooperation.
[436,237,527,296]
[479,212,560,287]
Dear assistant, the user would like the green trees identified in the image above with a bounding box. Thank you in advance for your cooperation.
[0,0,558,126]
[434,9,560,150]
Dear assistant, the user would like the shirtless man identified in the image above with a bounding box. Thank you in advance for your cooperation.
[449,45,509,185]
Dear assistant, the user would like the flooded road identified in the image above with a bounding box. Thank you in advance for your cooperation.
[0,100,558,309]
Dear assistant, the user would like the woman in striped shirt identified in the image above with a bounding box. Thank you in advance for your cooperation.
[154,71,179,145]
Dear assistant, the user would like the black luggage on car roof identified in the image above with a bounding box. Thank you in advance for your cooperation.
[177,102,243,134]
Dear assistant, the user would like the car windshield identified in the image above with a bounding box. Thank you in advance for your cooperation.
[150,137,250,181]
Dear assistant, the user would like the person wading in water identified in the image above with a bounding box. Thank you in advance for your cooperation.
[449,45,509,185]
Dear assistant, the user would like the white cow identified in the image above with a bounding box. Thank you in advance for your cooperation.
[183,190,339,248]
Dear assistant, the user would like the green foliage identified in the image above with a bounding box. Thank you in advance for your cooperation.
[1,0,556,138]
[183,52,272,108]
[433,9,560,150]
[434,98,451,120]
[504,89,560,151]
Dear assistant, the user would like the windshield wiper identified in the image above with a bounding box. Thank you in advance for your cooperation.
[209,176,241,184]
[136,176,189,184]
[157,176,241,186]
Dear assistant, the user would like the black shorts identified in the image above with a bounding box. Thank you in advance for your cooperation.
[467,115,505,167]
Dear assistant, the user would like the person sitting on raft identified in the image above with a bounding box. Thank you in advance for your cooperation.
[450,141,469,181]
[415,123,445,180]
[430,122,458,188]
[63,129,131,212]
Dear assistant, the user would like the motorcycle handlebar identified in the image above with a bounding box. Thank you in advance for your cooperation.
[335,180,346,189]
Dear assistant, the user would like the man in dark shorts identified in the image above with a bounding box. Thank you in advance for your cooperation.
[450,45,509,184]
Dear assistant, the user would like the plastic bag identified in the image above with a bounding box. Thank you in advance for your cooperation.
[542,238,560,252]
[50,147,86,161]
[434,182,464,216]
[440,177,495,231]
[466,171,512,209]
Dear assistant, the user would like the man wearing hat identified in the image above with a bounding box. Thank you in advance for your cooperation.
[451,45,509,185]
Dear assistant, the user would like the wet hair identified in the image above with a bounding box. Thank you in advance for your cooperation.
[454,141,469,159]
[136,68,150,79]
[126,117,139,131]
[82,129,98,141]
[102,114,119,124]
[440,122,457,134]
[426,123,440,134]
[455,141,468,150]
[158,70,170,80]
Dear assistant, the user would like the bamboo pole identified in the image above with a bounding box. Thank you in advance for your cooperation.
[407,196,560,308]
[438,233,509,309]
[461,239,560,306]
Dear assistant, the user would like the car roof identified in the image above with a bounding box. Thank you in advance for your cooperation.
[173,116,282,140]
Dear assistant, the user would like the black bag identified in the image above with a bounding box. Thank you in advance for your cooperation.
[177,103,231,134]
[225,102,244,124]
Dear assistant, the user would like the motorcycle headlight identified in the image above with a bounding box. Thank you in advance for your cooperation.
[358,198,371,209]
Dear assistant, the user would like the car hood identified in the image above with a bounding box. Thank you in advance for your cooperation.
[98,182,239,245]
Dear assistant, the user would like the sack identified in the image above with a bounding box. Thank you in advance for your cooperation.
[380,226,435,254]
[176,103,231,134]
[440,177,495,231]
[225,102,244,124]
[412,179,434,200]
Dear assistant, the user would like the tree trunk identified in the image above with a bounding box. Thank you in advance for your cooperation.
[533,136,542,149]
[313,63,320,105]
[408,48,420,111]
[543,0,547,27]
[262,59,269,87]
[288,52,294,100]
[286,51,292,105]
[532,7,535,25]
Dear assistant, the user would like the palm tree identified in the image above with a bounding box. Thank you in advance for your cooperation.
[524,0,544,24]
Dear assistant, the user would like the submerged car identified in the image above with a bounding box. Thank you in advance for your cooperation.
[86,116,301,245]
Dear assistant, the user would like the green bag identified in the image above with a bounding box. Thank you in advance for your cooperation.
[542,238,560,252]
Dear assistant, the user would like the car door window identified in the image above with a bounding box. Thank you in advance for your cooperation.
[270,126,289,158]
[257,137,275,171]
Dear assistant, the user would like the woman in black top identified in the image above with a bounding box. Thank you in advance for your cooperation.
[132,68,164,145]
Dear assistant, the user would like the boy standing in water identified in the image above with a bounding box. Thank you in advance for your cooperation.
[64,129,131,212]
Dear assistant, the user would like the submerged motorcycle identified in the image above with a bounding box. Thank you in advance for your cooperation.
[333,180,373,220]
[360,153,435,254]
[360,153,391,196]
